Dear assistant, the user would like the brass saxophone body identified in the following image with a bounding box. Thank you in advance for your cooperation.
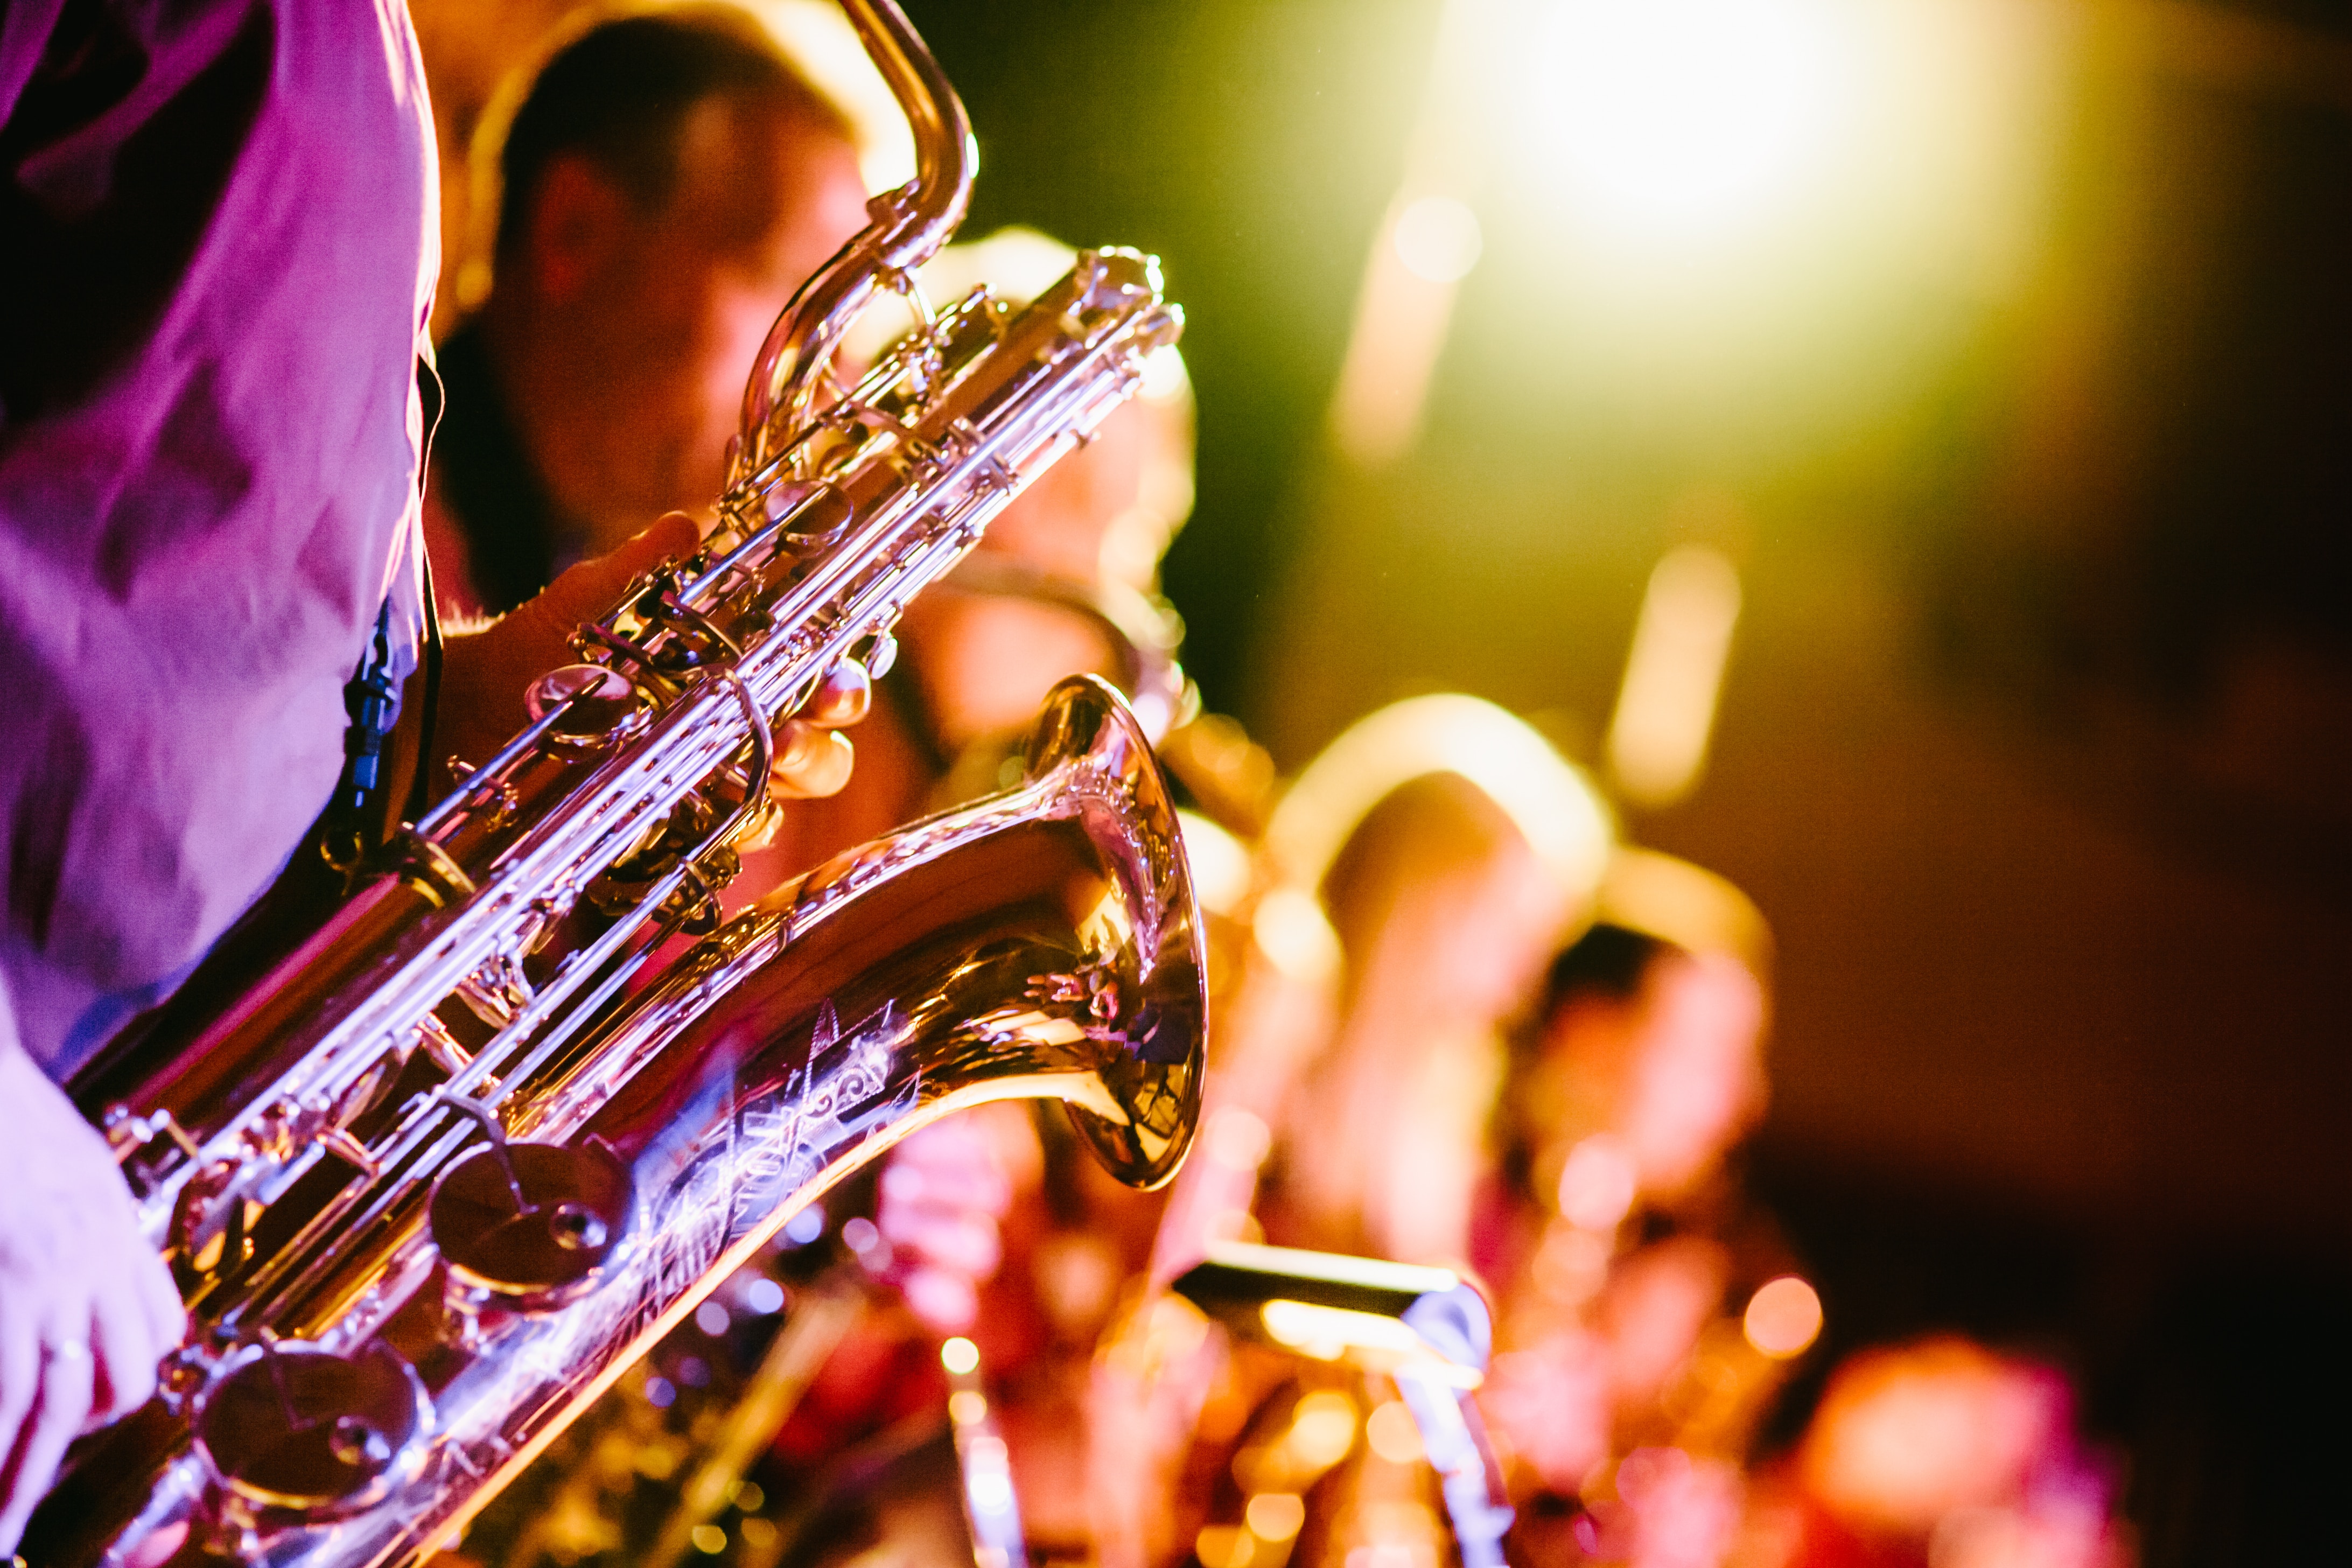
[26,4,1199,1564]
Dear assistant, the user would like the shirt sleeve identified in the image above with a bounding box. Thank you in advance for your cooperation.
[0,0,67,128]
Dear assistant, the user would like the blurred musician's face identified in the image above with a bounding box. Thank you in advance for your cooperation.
[516,95,868,541]
[1536,951,1767,1204]
[1618,952,1767,1194]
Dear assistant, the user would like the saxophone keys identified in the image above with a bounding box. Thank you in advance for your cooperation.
[524,662,647,748]
[192,1339,432,1523]
[428,1138,635,1317]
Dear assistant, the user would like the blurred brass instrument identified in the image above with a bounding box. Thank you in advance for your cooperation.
[26,4,1201,1565]
[1173,1243,1514,1568]
[1077,696,1607,1568]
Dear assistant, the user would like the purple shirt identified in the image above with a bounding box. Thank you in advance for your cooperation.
[0,0,436,1076]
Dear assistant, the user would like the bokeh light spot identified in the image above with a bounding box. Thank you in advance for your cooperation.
[1744,1275,1824,1357]
[1392,196,1484,283]
[1366,1399,1425,1464]
[1245,1492,1307,1542]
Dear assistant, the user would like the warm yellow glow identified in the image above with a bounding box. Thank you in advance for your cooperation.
[1365,1399,1425,1464]
[940,1336,981,1376]
[1245,1493,1307,1542]
[1528,0,1855,239]
[1606,544,1742,807]
[1205,1106,1274,1171]
[1178,809,1254,918]
[1197,1525,1254,1568]
[1286,1390,1360,1468]
[1251,885,1343,984]
[1260,1299,1423,1361]
[1744,1275,1824,1358]
[949,1389,989,1425]
[1327,202,1461,468]
[1393,196,1484,284]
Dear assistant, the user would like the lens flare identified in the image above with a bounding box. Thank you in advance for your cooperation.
[1529,0,1854,239]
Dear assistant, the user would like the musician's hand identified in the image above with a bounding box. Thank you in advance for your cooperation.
[430,512,866,803]
[0,1034,184,1553]
[869,1104,1040,1334]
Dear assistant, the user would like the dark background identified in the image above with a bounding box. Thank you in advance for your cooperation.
[898,1,2352,1559]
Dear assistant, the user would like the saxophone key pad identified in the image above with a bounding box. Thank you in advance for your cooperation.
[429,1139,635,1313]
[193,1341,431,1520]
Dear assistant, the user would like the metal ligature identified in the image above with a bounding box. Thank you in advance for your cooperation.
[27,3,1201,1564]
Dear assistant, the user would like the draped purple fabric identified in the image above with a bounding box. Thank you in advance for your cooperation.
[0,0,436,1076]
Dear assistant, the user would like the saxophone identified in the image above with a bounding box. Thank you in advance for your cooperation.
[24,4,1201,1565]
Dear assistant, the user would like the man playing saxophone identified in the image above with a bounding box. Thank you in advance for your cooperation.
[418,5,873,624]
[409,1,1191,1361]
[0,1,870,1548]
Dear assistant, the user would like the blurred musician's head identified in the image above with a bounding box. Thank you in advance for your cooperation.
[1511,853,1771,1212]
[1280,771,1584,1264]
[1783,1335,2128,1568]
[481,5,870,548]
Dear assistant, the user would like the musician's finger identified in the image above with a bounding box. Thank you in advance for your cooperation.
[134,1250,185,1364]
[768,723,854,800]
[0,1328,94,1551]
[802,659,872,729]
[0,1304,34,1513]
[87,1291,156,1425]
[524,512,702,638]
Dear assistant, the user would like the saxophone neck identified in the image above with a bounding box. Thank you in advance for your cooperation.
[731,0,977,489]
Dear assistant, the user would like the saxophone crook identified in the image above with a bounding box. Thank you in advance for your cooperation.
[730,0,976,491]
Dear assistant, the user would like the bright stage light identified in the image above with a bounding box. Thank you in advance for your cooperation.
[1528,0,1855,239]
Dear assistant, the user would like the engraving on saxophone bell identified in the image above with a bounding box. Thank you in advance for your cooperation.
[194,1340,432,1520]
[429,1138,635,1312]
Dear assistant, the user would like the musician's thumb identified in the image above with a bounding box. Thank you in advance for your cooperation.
[530,511,702,632]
